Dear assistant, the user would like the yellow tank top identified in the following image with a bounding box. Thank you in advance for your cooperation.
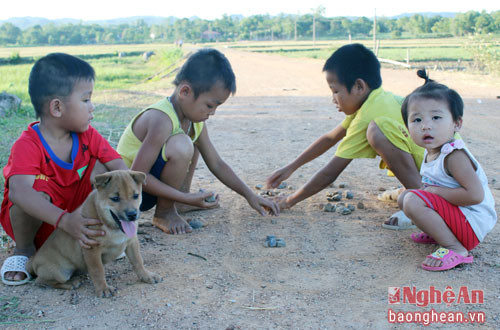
[117,98,204,167]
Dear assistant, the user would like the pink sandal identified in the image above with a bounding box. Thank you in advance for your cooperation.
[411,232,437,244]
[421,248,473,271]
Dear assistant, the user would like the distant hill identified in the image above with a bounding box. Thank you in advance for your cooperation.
[0,16,178,30]
[390,12,457,19]
[0,12,458,30]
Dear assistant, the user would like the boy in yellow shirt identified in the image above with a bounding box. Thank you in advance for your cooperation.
[267,43,423,229]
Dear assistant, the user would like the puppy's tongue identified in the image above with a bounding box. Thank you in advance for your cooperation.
[120,220,136,238]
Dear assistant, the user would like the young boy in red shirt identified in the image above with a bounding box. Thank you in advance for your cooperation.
[0,53,128,285]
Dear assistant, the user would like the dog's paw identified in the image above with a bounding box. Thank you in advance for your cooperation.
[96,285,117,298]
[140,271,162,284]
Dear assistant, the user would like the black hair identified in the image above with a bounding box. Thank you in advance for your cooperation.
[28,53,95,118]
[322,43,382,91]
[174,48,236,98]
[401,69,463,127]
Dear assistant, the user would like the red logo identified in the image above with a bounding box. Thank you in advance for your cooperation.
[388,287,401,304]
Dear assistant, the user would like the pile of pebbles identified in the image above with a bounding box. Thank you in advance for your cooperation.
[323,185,364,215]
[255,181,293,196]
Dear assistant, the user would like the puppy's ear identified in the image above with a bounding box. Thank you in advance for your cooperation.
[130,171,147,185]
[94,173,112,189]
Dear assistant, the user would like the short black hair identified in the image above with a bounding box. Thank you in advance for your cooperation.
[401,69,463,127]
[29,53,95,118]
[323,43,382,91]
[174,48,236,98]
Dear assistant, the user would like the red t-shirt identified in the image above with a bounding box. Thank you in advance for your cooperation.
[0,122,121,244]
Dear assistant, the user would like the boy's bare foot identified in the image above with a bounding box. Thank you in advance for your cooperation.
[152,211,193,235]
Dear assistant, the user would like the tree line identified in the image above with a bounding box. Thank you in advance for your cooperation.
[0,10,499,46]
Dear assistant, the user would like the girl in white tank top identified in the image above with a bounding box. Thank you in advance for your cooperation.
[398,70,496,272]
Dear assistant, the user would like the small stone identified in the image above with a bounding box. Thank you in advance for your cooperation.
[347,204,355,211]
[189,219,204,229]
[345,191,354,199]
[267,236,277,247]
[327,193,342,202]
[357,202,365,209]
[378,187,386,191]
[206,285,213,289]
[341,208,352,215]
[323,203,335,212]
[255,184,263,190]
[338,183,347,188]
[275,239,286,247]
[278,182,288,189]
[205,194,216,203]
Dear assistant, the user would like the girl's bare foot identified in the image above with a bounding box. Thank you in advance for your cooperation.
[152,209,193,235]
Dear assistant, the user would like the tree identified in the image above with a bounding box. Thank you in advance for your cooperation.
[0,23,22,45]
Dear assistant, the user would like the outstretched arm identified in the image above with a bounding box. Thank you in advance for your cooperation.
[279,156,352,209]
[267,124,346,188]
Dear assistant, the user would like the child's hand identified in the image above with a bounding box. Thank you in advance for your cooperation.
[57,211,105,249]
[188,190,220,209]
[247,194,280,216]
[273,195,293,210]
[266,165,294,189]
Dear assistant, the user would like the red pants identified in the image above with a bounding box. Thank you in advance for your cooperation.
[410,189,479,250]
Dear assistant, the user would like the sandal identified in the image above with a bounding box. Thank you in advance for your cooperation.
[421,248,473,271]
[411,232,437,244]
[1,255,32,286]
[377,188,402,202]
[382,210,416,230]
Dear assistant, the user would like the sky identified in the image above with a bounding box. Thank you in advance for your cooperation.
[0,0,498,21]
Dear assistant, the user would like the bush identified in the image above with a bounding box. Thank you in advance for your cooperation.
[467,34,500,75]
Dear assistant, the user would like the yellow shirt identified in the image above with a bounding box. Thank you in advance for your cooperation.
[335,87,405,159]
[117,98,204,168]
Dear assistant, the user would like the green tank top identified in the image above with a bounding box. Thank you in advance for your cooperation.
[117,98,204,167]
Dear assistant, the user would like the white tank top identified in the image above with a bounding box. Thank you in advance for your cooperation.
[420,139,497,242]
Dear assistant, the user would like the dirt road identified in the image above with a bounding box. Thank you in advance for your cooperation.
[1,48,499,329]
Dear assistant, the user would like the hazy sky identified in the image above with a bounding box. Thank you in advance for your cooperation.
[1,0,498,20]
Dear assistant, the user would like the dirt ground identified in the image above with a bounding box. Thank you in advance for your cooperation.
[1,48,500,329]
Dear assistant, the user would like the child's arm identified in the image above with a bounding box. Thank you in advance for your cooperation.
[8,175,105,248]
[103,158,129,171]
[424,150,484,206]
[267,124,346,188]
[130,113,215,208]
[196,127,279,216]
[278,155,352,209]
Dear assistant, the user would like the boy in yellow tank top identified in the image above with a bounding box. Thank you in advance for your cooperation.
[266,44,424,229]
[117,49,278,234]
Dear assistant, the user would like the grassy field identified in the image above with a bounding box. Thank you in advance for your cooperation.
[222,37,500,65]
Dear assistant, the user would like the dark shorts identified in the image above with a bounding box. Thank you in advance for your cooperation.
[140,152,166,211]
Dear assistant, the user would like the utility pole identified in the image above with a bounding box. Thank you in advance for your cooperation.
[294,18,297,41]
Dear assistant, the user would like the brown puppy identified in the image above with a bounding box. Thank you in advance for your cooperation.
[26,170,161,297]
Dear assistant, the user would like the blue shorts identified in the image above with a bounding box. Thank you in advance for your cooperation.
[140,152,166,211]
